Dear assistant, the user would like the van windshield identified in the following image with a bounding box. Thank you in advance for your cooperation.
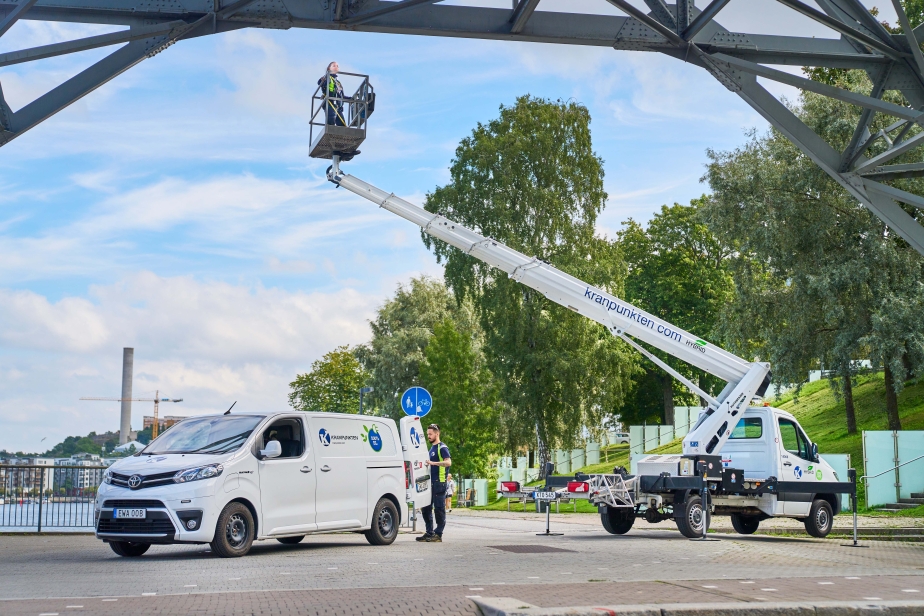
[142,415,265,455]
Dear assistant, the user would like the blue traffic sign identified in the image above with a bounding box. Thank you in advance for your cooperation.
[401,386,432,417]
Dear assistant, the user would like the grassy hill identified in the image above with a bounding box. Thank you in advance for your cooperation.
[477,372,924,514]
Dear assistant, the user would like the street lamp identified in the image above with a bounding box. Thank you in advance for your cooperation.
[359,386,374,415]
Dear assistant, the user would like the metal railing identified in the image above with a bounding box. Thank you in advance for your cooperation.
[309,71,374,140]
[0,465,107,531]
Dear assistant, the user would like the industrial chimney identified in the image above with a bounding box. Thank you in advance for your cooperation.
[120,348,134,444]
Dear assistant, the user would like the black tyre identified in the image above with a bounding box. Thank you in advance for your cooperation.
[600,506,635,535]
[109,541,150,557]
[676,494,708,539]
[804,499,833,538]
[276,536,305,545]
[365,498,399,546]
[210,502,255,558]
[730,513,760,535]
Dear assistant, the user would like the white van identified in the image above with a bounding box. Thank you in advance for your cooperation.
[95,412,432,557]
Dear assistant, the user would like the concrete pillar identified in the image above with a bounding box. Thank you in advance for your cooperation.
[120,348,134,444]
[586,441,600,465]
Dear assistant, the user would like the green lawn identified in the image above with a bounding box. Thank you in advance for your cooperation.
[474,373,924,515]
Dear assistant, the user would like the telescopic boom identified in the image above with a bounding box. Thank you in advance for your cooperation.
[327,162,771,457]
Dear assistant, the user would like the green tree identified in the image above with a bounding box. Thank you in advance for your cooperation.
[356,276,480,419]
[423,95,637,459]
[289,345,369,414]
[419,319,500,478]
[703,72,924,432]
[617,199,734,425]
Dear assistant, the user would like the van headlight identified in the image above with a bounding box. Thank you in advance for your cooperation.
[103,470,113,485]
[174,464,223,484]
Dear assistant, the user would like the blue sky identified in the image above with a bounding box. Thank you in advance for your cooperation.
[0,1,895,451]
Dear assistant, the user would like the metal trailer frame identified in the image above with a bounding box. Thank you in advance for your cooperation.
[1,1,924,254]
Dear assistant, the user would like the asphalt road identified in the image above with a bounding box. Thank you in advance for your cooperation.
[2,512,923,615]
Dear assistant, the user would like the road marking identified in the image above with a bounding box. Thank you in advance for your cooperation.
[864,597,883,600]
[328,567,338,570]
[142,593,156,596]
[701,585,718,589]
[760,589,777,592]
[66,607,83,609]
[184,585,197,588]
[818,582,834,585]
[469,588,483,591]
[597,567,609,570]
[561,572,572,575]
[528,577,539,579]
[492,582,506,585]
[280,573,291,576]
[846,577,861,580]
[367,563,379,565]
[902,589,919,593]
[101,600,117,602]
[39,613,59,615]
[414,558,423,561]
[466,596,482,599]
[740,581,755,584]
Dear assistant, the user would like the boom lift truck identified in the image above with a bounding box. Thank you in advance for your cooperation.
[312,77,855,539]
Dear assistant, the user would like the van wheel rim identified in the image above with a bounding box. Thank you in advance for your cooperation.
[816,508,829,530]
[690,505,703,531]
[227,514,247,546]
[378,508,394,536]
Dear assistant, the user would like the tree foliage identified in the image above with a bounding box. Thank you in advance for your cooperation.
[355,276,480,419]
[423,96,637,455]
[419,319,500,478]
[289,345,369,414]
[616,199,734,424]
[703,71,924,432]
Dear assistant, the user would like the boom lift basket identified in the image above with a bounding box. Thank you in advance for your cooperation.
[309,71,375,160]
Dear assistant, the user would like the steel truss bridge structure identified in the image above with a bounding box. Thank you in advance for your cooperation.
[2,0,924,254]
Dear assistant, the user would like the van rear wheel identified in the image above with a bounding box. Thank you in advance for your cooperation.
[730,513,760,535]
[276,536,305,545]
[676,494,707,539]
[804,499,833,538]
[210,502,254,557]
[109,541,150,557]
[365,498,399,546]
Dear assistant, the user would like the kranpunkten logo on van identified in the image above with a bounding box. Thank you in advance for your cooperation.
[409,426,421,448]
[318,428,359,447]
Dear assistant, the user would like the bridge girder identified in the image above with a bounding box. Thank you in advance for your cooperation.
[1,0,924,254]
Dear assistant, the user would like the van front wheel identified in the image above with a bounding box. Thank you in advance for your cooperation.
[210,502,254,557]
[804,499,833,538]
[365,498,399,546]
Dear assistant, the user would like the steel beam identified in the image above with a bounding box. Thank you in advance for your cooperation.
[0,0,38,38]
[344,0,442,26]
[860,162,924,181]
[643,0,675,30]
[682,0,730,41]
[0,20,184,67]
[509,0,540,34]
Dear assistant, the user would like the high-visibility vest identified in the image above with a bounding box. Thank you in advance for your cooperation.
[434,443,447,483]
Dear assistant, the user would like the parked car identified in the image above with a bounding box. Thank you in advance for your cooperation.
[609,432,630,445]
[95,412,431,558]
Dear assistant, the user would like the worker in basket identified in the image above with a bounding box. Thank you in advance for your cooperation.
[319,61,346,127]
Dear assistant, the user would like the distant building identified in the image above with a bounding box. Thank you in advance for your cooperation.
[0,458,55,495]
[54,453,110,491]
[143,415,186,431]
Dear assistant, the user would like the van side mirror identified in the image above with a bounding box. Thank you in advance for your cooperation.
[811,442,819,462]
[260,440,282,459]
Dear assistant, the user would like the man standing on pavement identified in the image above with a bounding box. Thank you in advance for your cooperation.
[417,423,451,543]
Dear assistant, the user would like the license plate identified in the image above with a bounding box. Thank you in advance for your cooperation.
[416,482,429,493]
[534,491,558,500]
[114,508,146,519]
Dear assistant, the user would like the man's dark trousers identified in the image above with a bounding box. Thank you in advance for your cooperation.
[422,481,447,536]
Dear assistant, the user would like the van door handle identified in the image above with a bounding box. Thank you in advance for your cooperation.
[321,465,331,472]
[300,466,312,473]
[783,462,792,467]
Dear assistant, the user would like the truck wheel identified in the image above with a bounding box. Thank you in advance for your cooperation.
[730,513,760,535]
[804,499,833,538]
[600,506,635,534]
[276,536,305,545]
[210,502,255,558]
[365,498,399,546]
[109,541,150,557]
[676,494,707,539]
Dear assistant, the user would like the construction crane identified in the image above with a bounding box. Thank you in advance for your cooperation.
[80,390,183,439]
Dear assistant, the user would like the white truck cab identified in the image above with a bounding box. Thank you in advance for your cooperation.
[96,412,431,558]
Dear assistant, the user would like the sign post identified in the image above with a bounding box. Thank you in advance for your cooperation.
[534,491,563,536]
[401,386,432,418]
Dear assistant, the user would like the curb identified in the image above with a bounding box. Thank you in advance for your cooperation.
[471,598,924,616]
